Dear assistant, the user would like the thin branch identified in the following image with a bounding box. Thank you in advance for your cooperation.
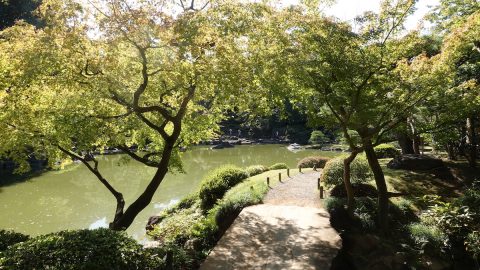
[117,146,159,167]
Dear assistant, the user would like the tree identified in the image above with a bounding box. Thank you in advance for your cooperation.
[309,130,329,144]
[0,0,43,30]
[263,0,439,230]
[0,0,270,230]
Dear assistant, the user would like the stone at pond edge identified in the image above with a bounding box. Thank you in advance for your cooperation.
[146,216,162,231]
[387,154,445,171]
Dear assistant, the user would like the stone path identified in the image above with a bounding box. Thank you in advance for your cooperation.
[200,171,341,270]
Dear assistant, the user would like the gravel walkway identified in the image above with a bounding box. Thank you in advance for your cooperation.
[200,170,341,270]
[264,171,322,208]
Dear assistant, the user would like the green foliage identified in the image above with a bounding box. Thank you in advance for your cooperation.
[0,230,29,251]
[0,228,163,270]
[324,197,346,213]
[465,231,480,258]
[148,168,275,269]
[373,143,400,159]
[245,165,269,176]
[268,163,288,170]
[198,165,249,210]
[149,206,204,244]
[308,130,329,145]
[423,201,475,239]
[321,156,372,187]
[297,156,330,169]
[408,223,447,252]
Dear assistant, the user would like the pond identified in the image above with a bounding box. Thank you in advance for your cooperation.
[0,145,341,241]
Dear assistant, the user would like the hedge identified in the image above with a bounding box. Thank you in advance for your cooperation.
[268,163,288,170]
[320,156,372,187]
[297,156,330,169]
[245,165,269,176]
[198,165,249,211]
[373,143,400,159]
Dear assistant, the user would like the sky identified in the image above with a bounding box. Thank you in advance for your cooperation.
[283,0,440,30]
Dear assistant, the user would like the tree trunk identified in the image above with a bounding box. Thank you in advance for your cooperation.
[397,133,414,154]
[446,142,457,160]
[466,116,477,168]
[109,142,175,230]
[413,135,421,155]
[363,138,389,234]
[343,151,359,217]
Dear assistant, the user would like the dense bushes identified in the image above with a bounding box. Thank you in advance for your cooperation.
[297,156,330,169]
[198,165,248,210]
[268,163,288,170]
[0,230,28,251]
[321,156,372,187]
[245,165,268,176]
[373,143,400,158]
[329,183,377,198]
[0,229,163,270]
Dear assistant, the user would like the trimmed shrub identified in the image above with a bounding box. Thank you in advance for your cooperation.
[0,228,163,270]
[0,230,29,251]
[268,163,288,170]
[198,165,248,210]
[245,165,268,176]
[297,156,330,169]
[330,183,377,198]
[373,143,400,158]
[321,156,372,187]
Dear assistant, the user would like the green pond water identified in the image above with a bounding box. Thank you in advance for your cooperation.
[0,145,340,241]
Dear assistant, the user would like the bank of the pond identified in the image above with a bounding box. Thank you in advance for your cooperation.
[0,145,340,240]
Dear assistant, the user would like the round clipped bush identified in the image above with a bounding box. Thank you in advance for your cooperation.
[330,183,377,198]
[0,228,163,270]
[268,163,288,170]
[198,165,248,210]
[297,156,330,169]
[373,143,400,159]
[0,230,29,251]
[245,165,268,176]
[321,156,372,187]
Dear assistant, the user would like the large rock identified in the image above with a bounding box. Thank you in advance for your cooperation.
[387,154,445,171]
[210,141,235,149]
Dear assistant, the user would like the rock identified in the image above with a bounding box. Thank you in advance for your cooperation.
[146,215,162,231]
[387,154,445,171]
[211,141,235,149]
